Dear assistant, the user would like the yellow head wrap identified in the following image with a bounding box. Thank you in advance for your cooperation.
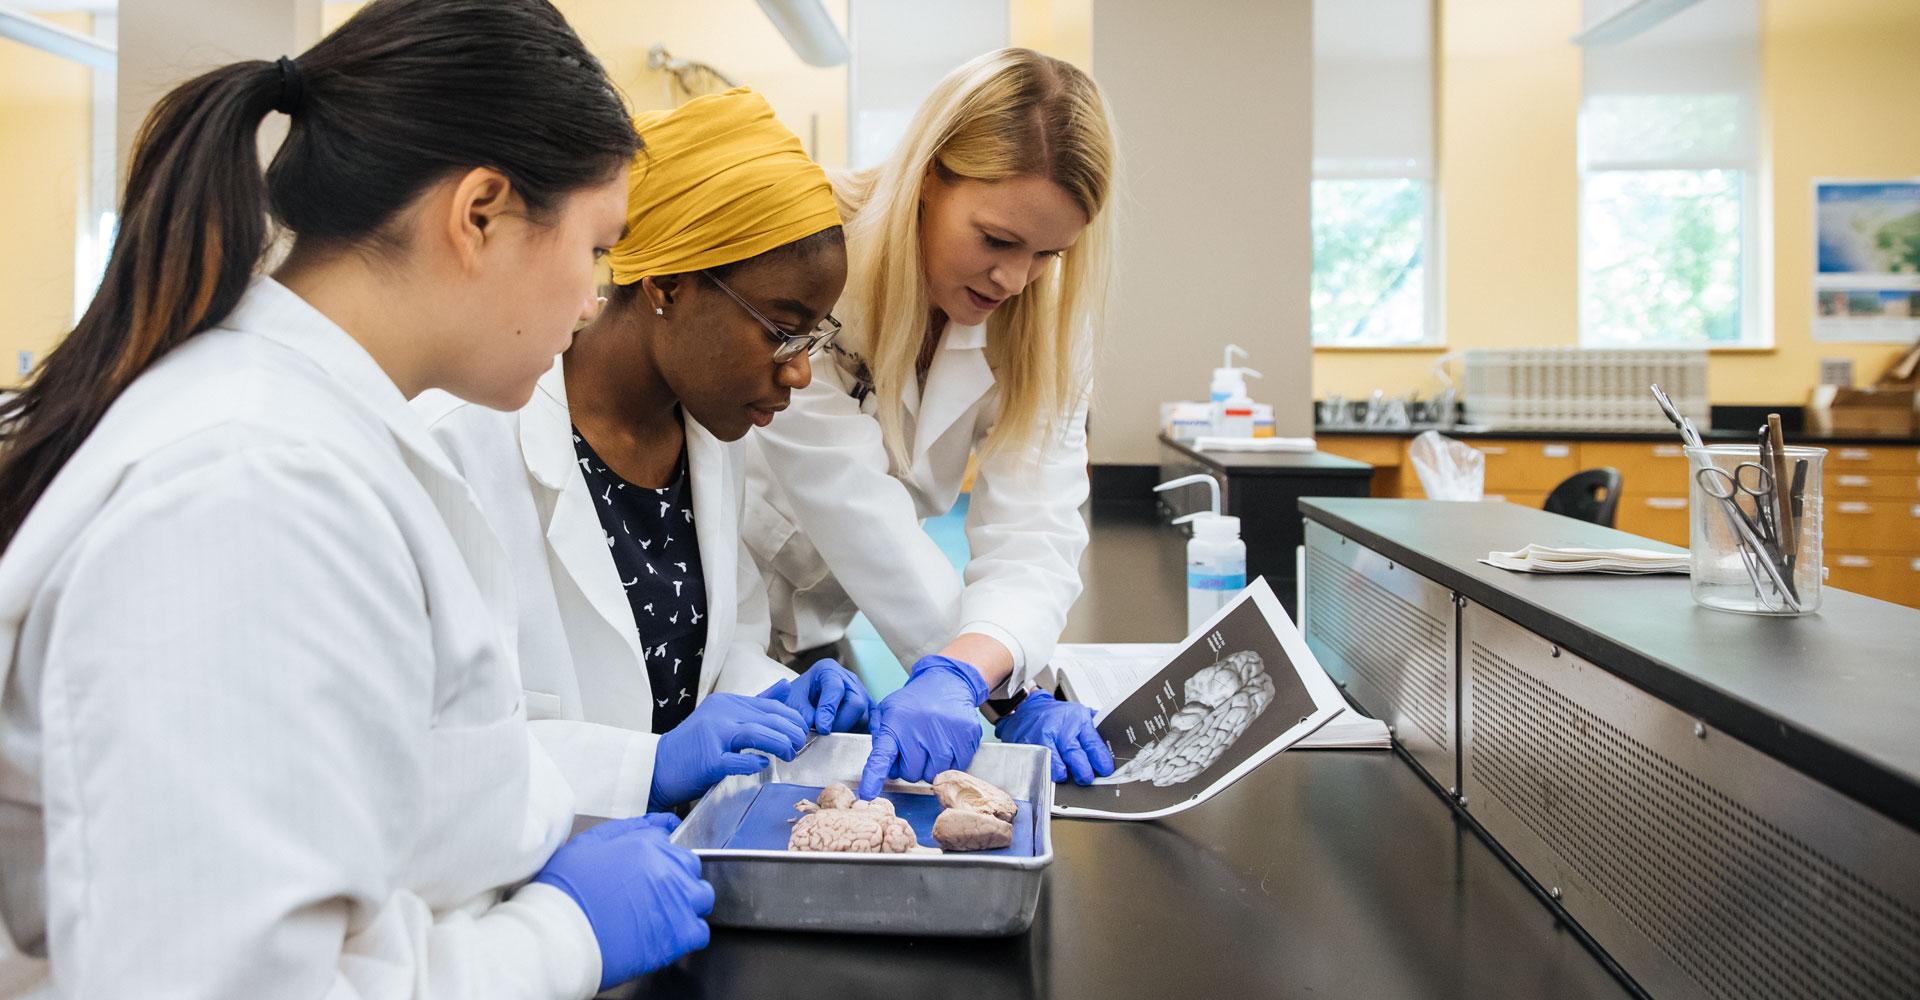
[609,88,841,284]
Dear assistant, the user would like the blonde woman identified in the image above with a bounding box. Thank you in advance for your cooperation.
[741,48,1117,798]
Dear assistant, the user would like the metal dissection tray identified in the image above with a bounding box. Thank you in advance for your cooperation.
[672,734,1054,936]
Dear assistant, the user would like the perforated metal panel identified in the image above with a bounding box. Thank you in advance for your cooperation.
[1462,605,1920,1000]
[1302,521,1456,784]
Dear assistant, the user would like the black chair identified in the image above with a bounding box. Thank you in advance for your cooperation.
[1544,467,1622,527]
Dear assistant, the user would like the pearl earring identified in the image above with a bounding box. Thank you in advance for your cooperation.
[655,307,665,316]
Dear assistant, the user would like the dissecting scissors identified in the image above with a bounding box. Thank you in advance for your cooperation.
[1693,461,1801,611]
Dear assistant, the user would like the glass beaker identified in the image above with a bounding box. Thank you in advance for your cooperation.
[1685,445,1825,616]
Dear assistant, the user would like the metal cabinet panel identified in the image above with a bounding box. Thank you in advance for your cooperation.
[1461,604,1920,1000]
[1302,520,1457,786]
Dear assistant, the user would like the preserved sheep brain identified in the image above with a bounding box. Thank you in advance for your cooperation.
[788,784,918,854]
[932,806,1013,852]
[928,771,1018,852]
[932,770,1016,821]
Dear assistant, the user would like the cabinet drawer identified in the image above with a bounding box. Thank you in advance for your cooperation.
[1317,434,1404,468]
[1825,445,1920,473]
[1827,472,1920,501]
[1468,439,1581,493]
[1580,442,1691,497]
[1822,500,1920,552]
[1824,553,1920,607]
[1614,494,1690,547]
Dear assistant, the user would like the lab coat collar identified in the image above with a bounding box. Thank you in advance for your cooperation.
[685,419,737,702]
[521,356,738,692]
[521,360,577,492]
[238,277,467,487]
[519,356,646,671]
[912,320,993,463]
[944,320,988,352]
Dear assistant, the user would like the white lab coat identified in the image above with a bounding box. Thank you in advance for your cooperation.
[741,316,1091,693]
[416,360,795,820]
[0,279,601,1000]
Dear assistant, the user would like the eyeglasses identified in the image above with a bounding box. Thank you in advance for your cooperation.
[700,269,842,364]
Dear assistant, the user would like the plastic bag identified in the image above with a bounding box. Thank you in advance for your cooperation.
[1408,430,1485,501]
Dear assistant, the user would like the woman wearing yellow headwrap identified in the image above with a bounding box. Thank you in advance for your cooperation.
[415,88,867,824]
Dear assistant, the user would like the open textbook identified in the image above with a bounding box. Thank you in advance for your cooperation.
[1050,578,1385,821]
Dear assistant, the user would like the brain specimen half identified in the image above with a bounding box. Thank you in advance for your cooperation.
[787,783,919,853]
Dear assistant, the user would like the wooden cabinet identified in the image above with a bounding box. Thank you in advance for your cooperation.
[1827,445,1920,474]
[1465,439,1580,494]
[1825,499,1920,552]
[1581,441,1692,497]
[1582,441,1691,547]
[1824,553,1920,604]
[1315,435,1407,497]
[1828,472,1920,502]
[1615,494,1691,547]
[1806,446,1920,607]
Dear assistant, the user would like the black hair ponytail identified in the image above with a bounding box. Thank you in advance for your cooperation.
[0,0,640,549]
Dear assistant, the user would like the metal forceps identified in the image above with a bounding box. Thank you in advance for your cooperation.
[1651,384,1703,447]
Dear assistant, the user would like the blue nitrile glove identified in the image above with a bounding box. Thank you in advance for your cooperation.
[650,692,809,811]
[994,691,1117,785]
[759,658,872,734]
[857,654,991,799]
[532,813,714,990]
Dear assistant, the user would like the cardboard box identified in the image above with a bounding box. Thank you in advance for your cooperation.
[1807,384,1920,434]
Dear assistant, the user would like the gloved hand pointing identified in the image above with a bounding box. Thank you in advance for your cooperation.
[533,813,713,990]
[759,658,871,734]
[993,691,1116,785]
[857,654,990,799]
[650,692,809,811]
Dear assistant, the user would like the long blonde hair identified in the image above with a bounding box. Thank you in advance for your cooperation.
[836,47,1115,468]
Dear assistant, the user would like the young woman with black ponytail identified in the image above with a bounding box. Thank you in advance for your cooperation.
[0,2,713,996]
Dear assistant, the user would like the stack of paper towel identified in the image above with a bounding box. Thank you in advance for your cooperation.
[1483,544,1688,575]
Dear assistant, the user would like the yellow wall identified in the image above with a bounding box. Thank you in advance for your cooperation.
[1741,0,1920,399]
[0,15,93,389]
[1011,0,1094,69]
[329,1,1094,167]
[1312,0,1920,405]
[326,1,851,165]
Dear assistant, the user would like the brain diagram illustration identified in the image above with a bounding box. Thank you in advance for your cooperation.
[1094,649,1276,788]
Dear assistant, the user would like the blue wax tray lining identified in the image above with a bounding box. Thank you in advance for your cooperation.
[719,782,1037,858]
